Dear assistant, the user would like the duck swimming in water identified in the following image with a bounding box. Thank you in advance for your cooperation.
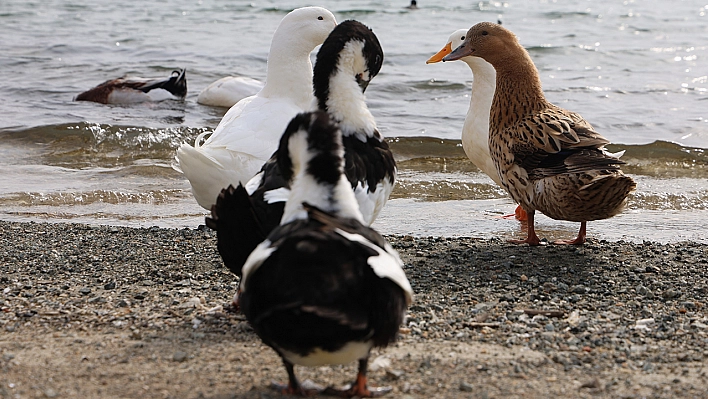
[75,68,186,104]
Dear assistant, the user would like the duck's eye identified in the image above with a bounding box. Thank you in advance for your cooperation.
[318,16,324,20]
[460,36,465,41]
[482,31,488,36]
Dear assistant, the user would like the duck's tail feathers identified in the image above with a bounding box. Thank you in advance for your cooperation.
[206,184,267,277]
[174,142,228,209]
[140,69,187,98]
[580,173,637,217]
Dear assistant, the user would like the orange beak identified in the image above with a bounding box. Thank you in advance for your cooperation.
[426,42,453,64]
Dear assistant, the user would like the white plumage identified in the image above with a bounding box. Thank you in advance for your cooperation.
[196,76,264,108]
[174,7,337,210]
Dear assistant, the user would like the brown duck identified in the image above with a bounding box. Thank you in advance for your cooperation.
[444,22,636,245]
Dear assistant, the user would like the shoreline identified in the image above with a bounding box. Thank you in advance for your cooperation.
[1,220,707,398]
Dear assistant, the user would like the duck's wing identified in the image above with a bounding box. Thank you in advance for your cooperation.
[204,96,304,160]
[304,204,412,306]
[508,105,615,178]
[341,130,397,225]
[241,207,410,349]
[205,184,268,277]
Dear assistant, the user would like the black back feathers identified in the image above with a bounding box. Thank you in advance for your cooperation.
[277,111,345,187]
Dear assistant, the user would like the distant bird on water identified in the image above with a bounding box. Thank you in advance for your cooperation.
[405,0,418,10]
[224,111,412,397]
[75,69,187,104]
[444,22,636,245]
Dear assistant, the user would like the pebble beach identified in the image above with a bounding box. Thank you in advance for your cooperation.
[2,220,707,398]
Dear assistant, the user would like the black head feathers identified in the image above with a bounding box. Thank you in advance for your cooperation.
[313,20,384,111]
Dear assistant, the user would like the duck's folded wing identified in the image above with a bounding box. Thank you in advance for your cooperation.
[508,106,614,176]
[204,97,304,160]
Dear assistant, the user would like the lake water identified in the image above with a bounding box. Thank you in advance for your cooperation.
[0,0,706,243]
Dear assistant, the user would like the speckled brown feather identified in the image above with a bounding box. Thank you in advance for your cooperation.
[449,22,635,224]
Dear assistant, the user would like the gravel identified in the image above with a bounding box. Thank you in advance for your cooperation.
[1,220,707,398]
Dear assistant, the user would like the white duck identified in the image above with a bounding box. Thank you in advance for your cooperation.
[427,29,526,220]
[174,7,337,210]
[196,75,264,108]
[205,20,395,287]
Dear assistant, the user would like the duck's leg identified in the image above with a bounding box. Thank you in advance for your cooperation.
[270,359,320,397]
[554,221,587,245]
[508,209,541,246]
[501,205,528,221]
[231,289,240,309]
[323,358,392,398]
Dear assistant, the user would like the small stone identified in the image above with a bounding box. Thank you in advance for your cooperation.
[520,275,528,282]
[117,299,130,307]
[542,282,557,293]
[544,323,555,332]
[44,388,58,398]
[459,382,474,392]
[79,287,91,296]
[571,285,587,294]
[104,282,116,290]
[173,351,188,362]
[385,369,405,379]
[579,378,600,389]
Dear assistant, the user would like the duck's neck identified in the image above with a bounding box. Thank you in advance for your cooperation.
[464,56,496,138]
[489,47,547,128]
[281,173,364,225]
[322,70,377,142]
[259,29,316,108]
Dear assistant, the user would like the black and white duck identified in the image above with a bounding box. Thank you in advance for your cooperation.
[218,111,412,397]
[205,20,396,279]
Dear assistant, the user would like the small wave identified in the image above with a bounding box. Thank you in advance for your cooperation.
[0,189,186,207]
[388,138,707,178]
[336,9,377,16]
[542,11,593,19]
[0,122,210,169]
[630,191,708,211]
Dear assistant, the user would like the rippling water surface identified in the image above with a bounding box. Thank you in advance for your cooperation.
[0,0,706,243]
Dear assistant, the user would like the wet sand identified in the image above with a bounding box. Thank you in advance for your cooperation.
[1,220,707,398]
